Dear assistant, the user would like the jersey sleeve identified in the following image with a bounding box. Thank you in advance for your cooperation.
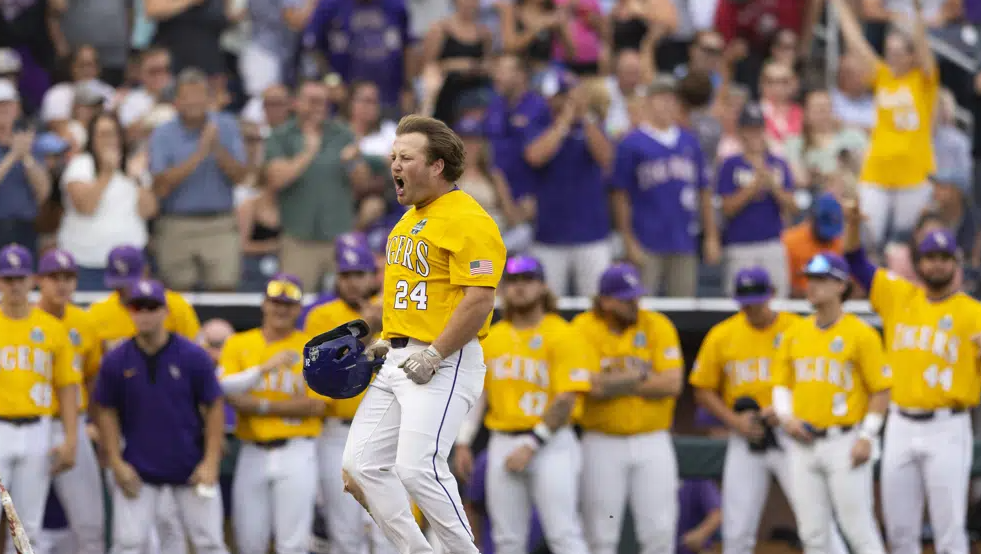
[93,353,121,409]
[689,326,723,390]
[171,294,202,339]
[217,335,244,379]
[856,323,891,393]
[652,315,683,373]
[868,268,917,322]
[548,325,594,395]
[772,326,795,388]
[52,324,82,388]
[445,214,506,288]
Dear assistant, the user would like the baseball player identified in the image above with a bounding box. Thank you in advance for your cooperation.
[219,273,328,554]
[303,245,395,554]
[453,255,591,554]
[771,252,890,554]
[93,279,227,554]
[842,199,981,554]
[340,114,506,554]
[0,243,80,554]
[35,249,105,554]
[689,266,848,554]
[572,262,684,554]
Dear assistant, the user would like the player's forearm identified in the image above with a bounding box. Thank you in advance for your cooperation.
[96,406,124,464]
[694,509,722,537]
[231,394,327,418]
[541,392,577,432]
[219,367,266,395]
[866,390,890,416]
[56,385,80,447]
[431,287,496,358]
[693,388,741,430]
[202,400,225,465]
[634,369,683,399]
[587,372,644,399]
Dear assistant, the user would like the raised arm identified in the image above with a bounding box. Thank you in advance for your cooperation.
[841,197,878,292]
[909,0,938,75]
[830,0,881,75]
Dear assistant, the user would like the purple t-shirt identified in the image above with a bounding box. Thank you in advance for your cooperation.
[94,334,223,485]
[677,479,722,554]
[483,91,550,201]
[466,450,545,554]
[715,153,793,245]
[611,127,709,254]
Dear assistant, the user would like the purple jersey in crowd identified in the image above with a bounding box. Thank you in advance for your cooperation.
[483,91,550,201]
[677,479,722,554]
[612,127,709,254]
[715,153,793,245]
[467,450,545,554]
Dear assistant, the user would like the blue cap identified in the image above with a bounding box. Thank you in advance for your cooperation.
[337,245,377,273]
[598,263,647,300]
[454,116,483,137]
[105,245,146,289]
[33,132,69,157]
[0,243,33,277]
[739,102,765,128]
[812,193,843,242]
[733,266,773,306]
[38,249,77,274]
[803,252,850,281]
[503,255,545,280]
[127,279,166,305]
[918,229,957,256]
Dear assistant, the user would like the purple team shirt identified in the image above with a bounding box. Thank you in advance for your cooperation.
[715,153,794,245]
[611,127,709,254]
[483,91,550,201]
[466,450,545,554]
[677,479,722,554]
[94,335,223,485]
[524,116,612,245]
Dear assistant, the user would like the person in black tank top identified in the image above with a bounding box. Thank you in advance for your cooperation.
[421,0,492,124]
[500,0,561,75]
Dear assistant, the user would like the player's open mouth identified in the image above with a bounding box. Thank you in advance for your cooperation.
[394,176,405,196]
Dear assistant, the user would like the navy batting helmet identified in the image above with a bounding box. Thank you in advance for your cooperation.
[303,319,383,399]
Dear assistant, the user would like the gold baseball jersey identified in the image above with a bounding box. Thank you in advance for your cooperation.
[304,298,376,420]
[87,290,201,352]
[49,304,103,413]
[869,269,981,409]
[0,308,80,417]
[381,190,506,343]
[773,314,891,428]
[219,329,323,442]
[572,310,683,435]
[689,311,801,408]
[481,314,593,432]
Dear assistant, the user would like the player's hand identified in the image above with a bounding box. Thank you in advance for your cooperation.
[364,339,391,362]
[400,345,443,385]
[112,460,143,499]
[682,528,710,553]
[49,441,77,475]
[733,412,765,441]
[505,442,537,473]
[453,444,475,482]
[850,436,872,467]
[782,418,813,444]
[261,350,299,373]
[759,406,779,427]
[702,234,721,265]
[189,459,219,487]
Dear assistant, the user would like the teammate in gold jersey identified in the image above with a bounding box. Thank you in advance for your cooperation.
[303,245,397,554]
[452,256,591,554]
[772,252,890,554]
[217,273,326,554]
[35,249,106,554]
[842,197,981,554]
[0,243,81,552]
[342,116,506,554]
[88,245,201,352]
[572,263,683,554]
[690,267,848,554]
[830,0,937,249]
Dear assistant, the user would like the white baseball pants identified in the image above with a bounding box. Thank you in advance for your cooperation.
[580,430,678,554]
[232,437,318,554]
[104,469,188,554]
[317,418,398,554]
[485,426,590,554]
[880,408,973,554]
[787,428,886,554]
[0,417,52,554]
[110,483,227,554]
[50,418,105,554]
[722,433,849,554]
[343,338,485,554]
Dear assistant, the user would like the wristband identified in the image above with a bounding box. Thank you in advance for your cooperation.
[859,412,884,440]
[531,422,553,445]
[425,344,444,360]
[257,399,271,415]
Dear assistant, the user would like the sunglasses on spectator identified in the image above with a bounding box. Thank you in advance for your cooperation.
[266,280,303,301]
[127,300,164,312]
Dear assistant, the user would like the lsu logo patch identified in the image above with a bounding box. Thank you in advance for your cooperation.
[663,346,680,360]
[830,337,844,353]
[30,327,45,343]
[774,333,783,348]
[410,219,428,235]
[170,365,181,379]
[938,315,953,331]
[634,332,647,348]
[529,335,543,349]
[69,328,81,347]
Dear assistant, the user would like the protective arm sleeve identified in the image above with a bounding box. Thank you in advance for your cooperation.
[772,386,794,421]
[219,367,265,395]
[845,247,877,292]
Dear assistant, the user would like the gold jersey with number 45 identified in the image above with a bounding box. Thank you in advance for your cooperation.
[381,190,506,343]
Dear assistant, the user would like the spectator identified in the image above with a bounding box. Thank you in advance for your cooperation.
[607,0,678,57]
[263,78,374,292]
[613,74,717,297]
[929,171,981,272]
[39,45,115,129]
[241,83,292,139]
[58,112,158,291]
[57,2,129,87]
[603,49,649,139]
[499,0,565,79]
[239,0,317,98]
[144,0,236,79]
[832,0,938,251]
[235,176,282,292]
[676,70,722,165]
[782,193,846,298]
[0,0,58,115]
[0,79,52,254]
[677,480,722,554]
[784,88,868,190]
[717,102,797,298]
[117,47,176,145]
[758,61,802,156]
[715,83,749,161]
[305,0,411,113]
[768,29,800,70]
[346,80,398,158]
[65,83,108,149]
[526,71,614,296]
[831,53,877,132]
[863,0,962,29]
[149,68,247,291]
[0,49,24,97]
[673,30,726,90]
[553,0,602,76]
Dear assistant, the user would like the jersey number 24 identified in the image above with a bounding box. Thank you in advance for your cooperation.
[394,280,429,310]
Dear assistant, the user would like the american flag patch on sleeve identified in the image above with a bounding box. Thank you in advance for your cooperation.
[469,260,494,275]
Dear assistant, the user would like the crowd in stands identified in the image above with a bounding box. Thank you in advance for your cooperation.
[0,0,979,300]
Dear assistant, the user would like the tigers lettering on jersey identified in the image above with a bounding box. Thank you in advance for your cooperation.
[573,310,683,435]
[637,155,697,189]
[88,290,202,353]
[0,308,80,417]
[50,305,103,413]
[869,269,981,409]
[386,234,432,278]
[773,314,890,428]
[303,298,374,420]
[482,314,592,432]
[689,311,801,408]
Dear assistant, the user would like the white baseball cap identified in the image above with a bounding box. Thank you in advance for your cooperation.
[0,79,19,102]
[0,49,21,74]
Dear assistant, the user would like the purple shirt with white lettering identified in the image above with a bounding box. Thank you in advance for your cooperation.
[467,450,544,554]
[611,127,709,254]
[677,479,722,554]
[483,91,549,200]
[715,153,793,245]
[94,334,223,485]
[306,0,409,107]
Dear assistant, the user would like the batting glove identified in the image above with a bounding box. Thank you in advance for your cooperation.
[400,345,443,385]
[364,339,391,362]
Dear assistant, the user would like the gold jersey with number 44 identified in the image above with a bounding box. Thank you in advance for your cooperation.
[382,190,506,343]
